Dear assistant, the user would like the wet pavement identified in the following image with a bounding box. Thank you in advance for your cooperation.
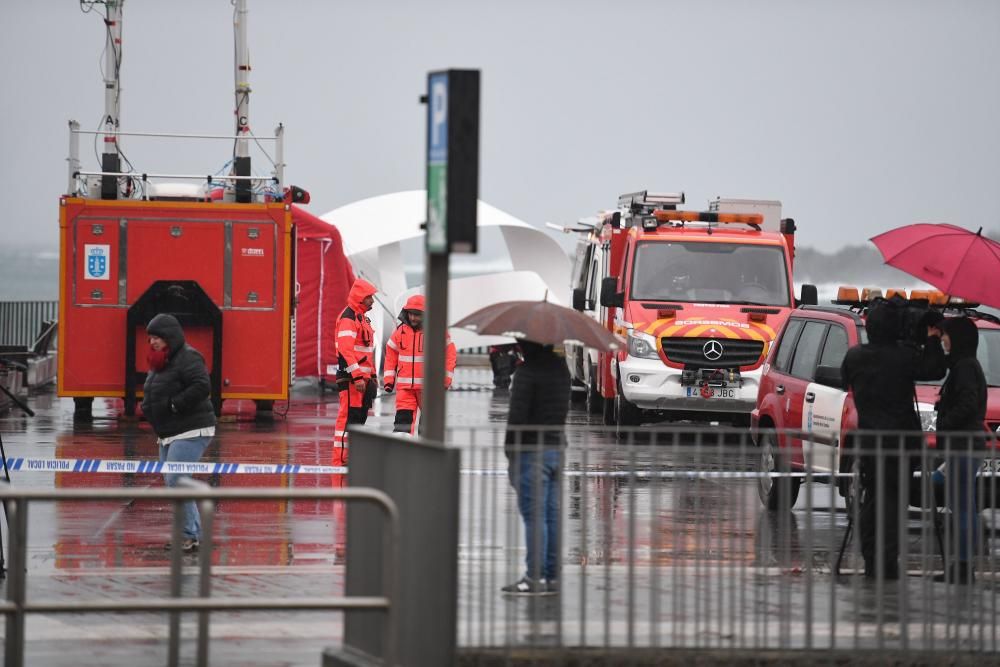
[1,367,999,664]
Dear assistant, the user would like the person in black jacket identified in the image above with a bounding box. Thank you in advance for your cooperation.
[141,313,217,553]
[841,301,946,580]
[501,340,570,595]
[934,316,987,584]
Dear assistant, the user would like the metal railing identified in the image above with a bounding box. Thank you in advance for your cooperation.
[450,425,1000,657]
[0,301,58,347]
[67,123,285,199]
[0,484,399,667]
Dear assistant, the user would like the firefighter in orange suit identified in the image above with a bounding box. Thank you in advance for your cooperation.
[382,294,457,434]
[334,278,378,451]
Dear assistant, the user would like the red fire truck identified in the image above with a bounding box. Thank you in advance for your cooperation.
[567,191,816,432]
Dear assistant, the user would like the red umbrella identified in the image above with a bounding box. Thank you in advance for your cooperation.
[452,300,624,351]
[870,224,1000,309]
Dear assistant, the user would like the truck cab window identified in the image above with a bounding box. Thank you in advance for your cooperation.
[774,319,804,373]
[789,321,828,380]
[818,324,849,369]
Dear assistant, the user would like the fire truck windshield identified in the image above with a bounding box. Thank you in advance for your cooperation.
[630,240,791,306]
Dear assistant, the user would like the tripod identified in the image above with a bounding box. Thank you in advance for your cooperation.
[0,378,35,579]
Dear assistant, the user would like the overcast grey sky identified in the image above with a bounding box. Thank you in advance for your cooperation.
[2,0,998,252]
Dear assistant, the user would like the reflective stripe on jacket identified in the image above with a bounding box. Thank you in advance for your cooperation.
[383,324,457,388]
[336,306,375,380]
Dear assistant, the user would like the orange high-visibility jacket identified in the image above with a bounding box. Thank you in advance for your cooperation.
[335,280,377,381]
[383,324,457,389]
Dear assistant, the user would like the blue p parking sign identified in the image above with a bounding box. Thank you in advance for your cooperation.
[425,69,479,255]
[426,72,450,254]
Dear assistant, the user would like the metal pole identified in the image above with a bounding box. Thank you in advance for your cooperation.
[273,123,284,191]
[234,0,250,159]
[100,0,124,199]
[232,0,252,202]
[5,500,25,667]
[421,252,449,442]
[102,1,123,157]
[197,499,215,667]
[67,120,81,195]
[381,488,400,667]
[168,502,184,667]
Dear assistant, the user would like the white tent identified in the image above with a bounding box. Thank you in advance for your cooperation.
[321,191,571,354]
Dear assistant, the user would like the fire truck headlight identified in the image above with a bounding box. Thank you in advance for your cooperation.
[627,331,659,359]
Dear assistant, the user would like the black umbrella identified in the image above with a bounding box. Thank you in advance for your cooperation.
[452,300,624,351]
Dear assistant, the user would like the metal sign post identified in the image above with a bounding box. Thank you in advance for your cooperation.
[421,70,479,442]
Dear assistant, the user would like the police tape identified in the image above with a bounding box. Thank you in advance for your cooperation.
[0,458,769,478]
[8,457,991,479]
[1,457,348,476]
[0,457,851,479]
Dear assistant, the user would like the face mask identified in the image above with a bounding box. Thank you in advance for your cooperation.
[147,345,169,371]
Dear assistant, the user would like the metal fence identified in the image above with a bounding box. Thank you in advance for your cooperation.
[0,301,59,347]
[450,425,1000,657]
[0,484,399,667]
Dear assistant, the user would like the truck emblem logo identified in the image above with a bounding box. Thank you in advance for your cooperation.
[702,340,724,361]
[84,244,110,280]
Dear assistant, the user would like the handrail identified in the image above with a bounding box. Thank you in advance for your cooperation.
[0,486,399,667]
[66,120,286,195]
[73,170,277,183]
[71,129,279,141]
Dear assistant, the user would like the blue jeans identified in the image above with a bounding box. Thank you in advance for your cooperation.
[508,449,561,581]
[945,455,981,563]
[159,435,211,539]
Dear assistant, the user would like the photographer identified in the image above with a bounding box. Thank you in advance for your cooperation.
[841,298,946,580]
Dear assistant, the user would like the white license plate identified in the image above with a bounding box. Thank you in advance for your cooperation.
[686,386,736,399]
[981,458,1000,474]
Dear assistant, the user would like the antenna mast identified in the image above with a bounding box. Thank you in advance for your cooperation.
[100,0,124,199]
[232,0,252,202]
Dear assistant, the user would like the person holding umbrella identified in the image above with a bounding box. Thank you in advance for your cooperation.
[934,316,988,584]
[869,223,999,582]
[452,298,623,595]
[500,339,570,594]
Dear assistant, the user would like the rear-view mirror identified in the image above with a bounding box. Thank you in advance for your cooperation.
[814,365,843,390]
[798,283,818,307]
[572,288,587,311]
[600,277,623,308]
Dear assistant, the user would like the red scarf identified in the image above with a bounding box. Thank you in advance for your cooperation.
[147,346,169,372]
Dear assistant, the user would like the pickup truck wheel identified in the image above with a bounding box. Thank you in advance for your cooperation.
[757,432,800,510]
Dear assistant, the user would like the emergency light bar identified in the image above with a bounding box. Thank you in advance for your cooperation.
[833,286,979,309]
[651,210,764,226]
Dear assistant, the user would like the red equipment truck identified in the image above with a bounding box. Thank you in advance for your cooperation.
[58,195,294,418]
[57,0,296,420]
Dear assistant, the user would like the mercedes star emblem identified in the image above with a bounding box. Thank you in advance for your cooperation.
[702,340,725,362]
